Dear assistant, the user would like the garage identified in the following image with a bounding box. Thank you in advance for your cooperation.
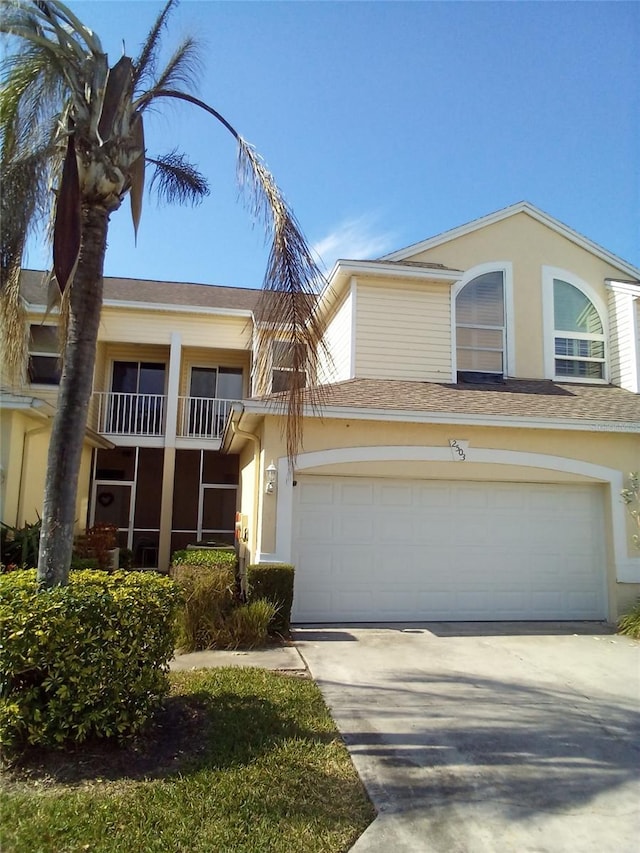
[291,476,607,622]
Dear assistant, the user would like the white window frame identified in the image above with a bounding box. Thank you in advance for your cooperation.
[451,262,514,381]
[542,266,608,384]
[271,339,307,392]
[28,323,61,386]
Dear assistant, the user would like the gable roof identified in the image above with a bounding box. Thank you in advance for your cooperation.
[382,202,640,280]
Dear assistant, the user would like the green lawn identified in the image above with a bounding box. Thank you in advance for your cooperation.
[1,669,375,853]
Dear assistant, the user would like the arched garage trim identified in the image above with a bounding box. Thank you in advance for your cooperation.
[269,445,637,584]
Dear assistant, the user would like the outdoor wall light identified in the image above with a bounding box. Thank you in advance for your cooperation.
[265,461,277,494]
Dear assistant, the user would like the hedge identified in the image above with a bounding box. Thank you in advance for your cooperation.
[246,563,295,634]
[0,569,182,752]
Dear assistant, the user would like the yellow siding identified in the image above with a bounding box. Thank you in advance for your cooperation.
[355,277,452,381]
[179,348,250,397]
[99,307,252,349]
[319,290,352,384]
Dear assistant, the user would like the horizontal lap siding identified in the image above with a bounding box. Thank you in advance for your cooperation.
[608,290,639,392]
[319,292,352,384]
[355,279,452,381]
[179,348,250,397]
[99,308,252,349]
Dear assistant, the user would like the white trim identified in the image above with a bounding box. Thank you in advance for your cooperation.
[451,262,514,381]
[272,445,639,589]
[382,202,640,281]
[349,277,357,379]
[325,259,461,285]
[542,266,609,383]
[606,280,640,299]
[23,299,254,318]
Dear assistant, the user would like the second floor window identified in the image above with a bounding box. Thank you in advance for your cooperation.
[456,271,505,380]
[553,279,605,379]
[272,340,307,392]
[28,325,61,385]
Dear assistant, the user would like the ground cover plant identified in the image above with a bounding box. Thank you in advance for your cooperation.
[1,668,375,853]
[618,598,640,639]
[171,549,278,650]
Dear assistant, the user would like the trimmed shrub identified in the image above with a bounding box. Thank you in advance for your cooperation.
[69,555,100,571]
[223,599,278,649]
[618,598,640,639]
[171,550,237,652]
[171,548,237,571]
[246,563,295,635]
[0,569,182,752]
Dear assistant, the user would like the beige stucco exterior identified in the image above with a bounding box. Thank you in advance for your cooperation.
[404,212,626,381]
[230,411,639,622]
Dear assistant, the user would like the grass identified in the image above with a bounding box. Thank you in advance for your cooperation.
[1,669,375,853]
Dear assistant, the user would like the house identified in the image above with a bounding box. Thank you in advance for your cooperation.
[1,202,639,623]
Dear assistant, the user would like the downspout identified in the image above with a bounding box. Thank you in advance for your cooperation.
[16,424,49,527]
[230,407,261,592]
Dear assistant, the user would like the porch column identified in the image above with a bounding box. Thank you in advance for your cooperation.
[158,446,175,571]
[158,332,181,570]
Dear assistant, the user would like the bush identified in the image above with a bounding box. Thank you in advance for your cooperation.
[0,569,182,752]
[1,518,41,569]
[171,550,237,652]
[69,555,100,571]
[618,598,640,639]
[223,599,278,649]
[171,548,237,571]
[73,523,118,572]
[246,563,295,635]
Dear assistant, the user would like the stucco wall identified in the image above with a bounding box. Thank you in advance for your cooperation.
[395,212,629,381]
[244,413,640,620]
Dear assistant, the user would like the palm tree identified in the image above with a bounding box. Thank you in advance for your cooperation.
[1,0,327,587]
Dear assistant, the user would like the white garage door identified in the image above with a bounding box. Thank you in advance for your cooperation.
[292,476,606,622]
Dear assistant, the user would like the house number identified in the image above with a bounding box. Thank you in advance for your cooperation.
[449,439,467,461]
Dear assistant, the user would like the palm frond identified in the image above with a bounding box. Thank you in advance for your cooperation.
[133,0,176,90]
[147,150,209,206]
[236,138,331,463]
[135,37,202,114]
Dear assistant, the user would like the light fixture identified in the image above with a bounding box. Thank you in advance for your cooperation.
[265,461,277,494]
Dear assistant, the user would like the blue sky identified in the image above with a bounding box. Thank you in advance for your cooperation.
[24,0,640,287]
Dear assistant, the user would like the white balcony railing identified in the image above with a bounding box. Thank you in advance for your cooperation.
[177,396,236,439]
[94,391,166,436]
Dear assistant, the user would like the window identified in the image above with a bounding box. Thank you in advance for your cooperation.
[28,325,61,385]
[108,361,166,434]
[455,271,505,380]
[552,279,605,379]
[186,366,243,437]
[272,340,306,392]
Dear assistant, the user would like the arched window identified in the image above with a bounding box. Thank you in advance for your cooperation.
[455,270,505,380]
[553,279,605,379]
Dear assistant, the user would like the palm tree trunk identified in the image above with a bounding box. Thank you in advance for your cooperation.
[37,204,110,587]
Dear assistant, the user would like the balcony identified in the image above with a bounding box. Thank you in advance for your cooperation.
[177,396,236,439]
[94,392,166,436]
[93,392,237,440]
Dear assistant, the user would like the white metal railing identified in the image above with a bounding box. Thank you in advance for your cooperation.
[94,391,166,436]
[177,396,237,439]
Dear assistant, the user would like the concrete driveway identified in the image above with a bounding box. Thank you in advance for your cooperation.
[294,623,640,853]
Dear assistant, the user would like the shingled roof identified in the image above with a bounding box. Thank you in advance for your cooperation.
[253,378,640,425]
[20,269,261,311]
